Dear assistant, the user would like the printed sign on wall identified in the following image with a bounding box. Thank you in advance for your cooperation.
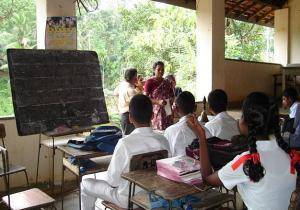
[45,16,77,50]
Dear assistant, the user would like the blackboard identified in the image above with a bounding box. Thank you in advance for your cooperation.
[7,49,109,136]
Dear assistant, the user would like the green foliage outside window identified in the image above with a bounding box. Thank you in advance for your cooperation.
[0,0,275,118]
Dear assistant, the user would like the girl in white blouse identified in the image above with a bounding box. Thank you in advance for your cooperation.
[187,92,297,210]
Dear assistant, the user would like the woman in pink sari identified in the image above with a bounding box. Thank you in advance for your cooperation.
[144,61,175,130]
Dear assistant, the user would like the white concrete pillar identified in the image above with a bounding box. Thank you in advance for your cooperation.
[36,0,47,49]
[274,8,289,66]
[36,0,76,49]
[288,0,300,64]
[195,0,225,100]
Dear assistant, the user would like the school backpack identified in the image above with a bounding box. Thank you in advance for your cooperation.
[68,125,122,154]
[186,135,248,170]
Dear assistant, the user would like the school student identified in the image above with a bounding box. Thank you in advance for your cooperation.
[282,87,300,147]
[204,89,239,140]
[188,92,296,210]
[164,91,211,157]
[114,68,143,135]
[81,94,170,209]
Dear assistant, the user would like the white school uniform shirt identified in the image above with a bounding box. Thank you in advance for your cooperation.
[205,111,239,140]
[286,102,300,147]
[116,81,140,114]
[218,140,296,210]
[101,127,170,207]
[164,115,212,157]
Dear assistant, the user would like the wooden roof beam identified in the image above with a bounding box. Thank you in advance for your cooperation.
[226,0,244,16]
[237,1,258,19]
[248,3,267,20]
[257,8,274,23]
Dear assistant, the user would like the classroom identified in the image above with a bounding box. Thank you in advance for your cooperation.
[1,0,300,209]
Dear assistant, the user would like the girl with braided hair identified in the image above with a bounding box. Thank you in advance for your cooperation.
[187,92,297,210]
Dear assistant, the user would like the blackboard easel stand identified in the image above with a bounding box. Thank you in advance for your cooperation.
[35,126,94,193]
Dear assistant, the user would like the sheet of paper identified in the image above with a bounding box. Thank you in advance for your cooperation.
[164,99,172,116]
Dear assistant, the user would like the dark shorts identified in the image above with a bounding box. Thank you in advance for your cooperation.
[120,112,135,135]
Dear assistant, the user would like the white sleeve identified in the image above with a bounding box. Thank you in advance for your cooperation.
[164,128,174,156]
[106,140,128,187]
[164,128,186,157]
[218,153,250,190]
[172,130,189,157]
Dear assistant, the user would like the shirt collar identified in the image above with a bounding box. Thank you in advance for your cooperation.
[131,127,153,134]
[256,139,279,151]
[179,115,188,122]
[215,111,229,119]
[122,81,135,88]
[290,102,298,118]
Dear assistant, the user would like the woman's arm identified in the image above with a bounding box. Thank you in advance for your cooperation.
[187,115,223,186]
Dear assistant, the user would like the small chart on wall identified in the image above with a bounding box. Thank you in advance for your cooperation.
[7,49,109,136]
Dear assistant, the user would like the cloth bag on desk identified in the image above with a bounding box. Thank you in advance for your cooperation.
[84,125,122,153]
[68,125,122,154]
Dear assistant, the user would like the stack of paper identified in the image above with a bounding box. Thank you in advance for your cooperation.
[156,156,202,185]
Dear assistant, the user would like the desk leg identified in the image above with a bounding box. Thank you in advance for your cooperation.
[127,182,132,210]
[52,137,55,193]
[36,133,42,184]
[168,200,172,210]
[61,164,65,210]
[79,176,82,210]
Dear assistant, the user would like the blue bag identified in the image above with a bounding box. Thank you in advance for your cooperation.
[149,193,200,209]
[68,126,122,154]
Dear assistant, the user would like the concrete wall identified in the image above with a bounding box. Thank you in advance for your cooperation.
[274,8,289,66]
[288,0,300,64]
[224,59,281,102]
[0,118,74,191]
[36,0,76,49]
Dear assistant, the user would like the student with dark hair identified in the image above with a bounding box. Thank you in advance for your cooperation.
[144,61,175,130]
[187,92,296,210]
[165,74,182,97]
[81,94,170,209]
[114,68,143,135]
[204,89,239,140]
[282,87,300,147]
[164,91,211,156]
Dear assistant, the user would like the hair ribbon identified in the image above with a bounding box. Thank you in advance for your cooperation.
[290,149,300,174]
[231,153,261,171]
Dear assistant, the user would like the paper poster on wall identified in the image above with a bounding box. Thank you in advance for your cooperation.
[45,16,77,50]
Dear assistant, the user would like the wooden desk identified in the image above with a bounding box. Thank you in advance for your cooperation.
[58,145,111,210]
[122,169,210,210]
[36,126,94,191]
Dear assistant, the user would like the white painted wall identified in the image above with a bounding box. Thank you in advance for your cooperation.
[274,8,289,66]
[224,60,281,102]
[0,118,75,191]
[289,0,300,64]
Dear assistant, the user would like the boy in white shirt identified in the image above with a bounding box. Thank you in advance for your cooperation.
[81,94,170,209]
[205,89,239,140]
[114,68,143,135]
[164,91,211,157]
[282,87,300,147]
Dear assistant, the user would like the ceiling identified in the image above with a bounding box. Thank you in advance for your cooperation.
[152,0,288,27]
